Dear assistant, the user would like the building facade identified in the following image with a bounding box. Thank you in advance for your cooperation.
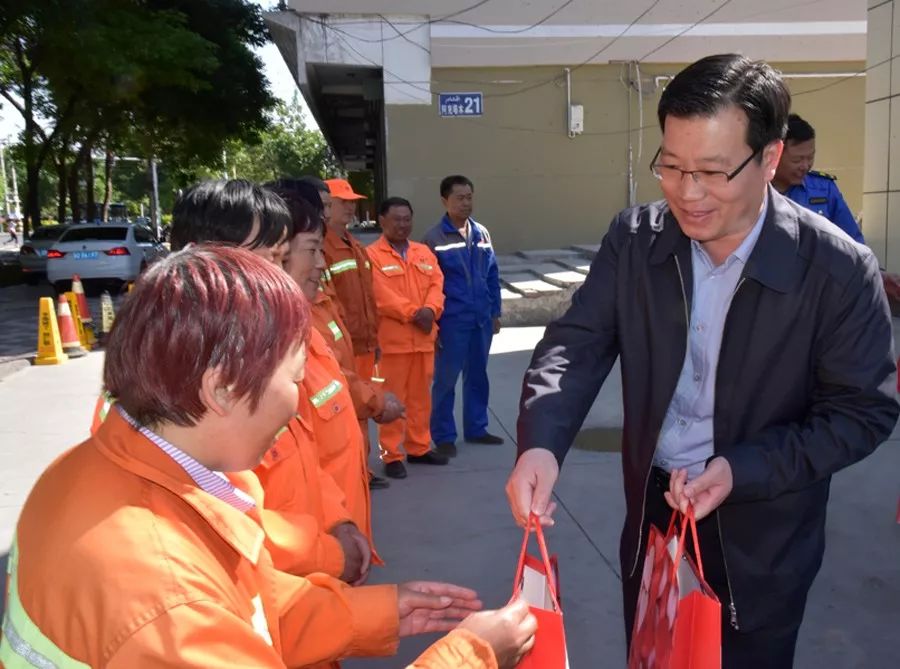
[269,1,867,253]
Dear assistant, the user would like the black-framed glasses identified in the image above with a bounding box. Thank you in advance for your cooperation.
[650,147,761,189]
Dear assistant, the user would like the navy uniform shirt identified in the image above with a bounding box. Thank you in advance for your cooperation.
[784,171,865,243]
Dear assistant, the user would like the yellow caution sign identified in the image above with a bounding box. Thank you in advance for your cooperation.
[35,297,69,366]
[100,291,115,338]
[65,291,92,351]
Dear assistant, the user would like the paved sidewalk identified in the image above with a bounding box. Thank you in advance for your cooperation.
[0,283,123,363]
[349,327,900,669]
[0,328,897,668]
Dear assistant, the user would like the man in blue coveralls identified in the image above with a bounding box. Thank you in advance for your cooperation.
[423,175,504,457]
[772,113,864,242]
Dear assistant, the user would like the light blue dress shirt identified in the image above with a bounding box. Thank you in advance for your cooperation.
[654,199,768,479]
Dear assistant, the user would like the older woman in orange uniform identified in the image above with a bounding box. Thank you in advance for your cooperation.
[88,180,369,583]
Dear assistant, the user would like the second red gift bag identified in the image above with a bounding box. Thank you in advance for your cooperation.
[628,507,721,669]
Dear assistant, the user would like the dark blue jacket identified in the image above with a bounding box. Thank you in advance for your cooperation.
[422,215,501,327]
[518,188,898,632]
[785,171,864,243]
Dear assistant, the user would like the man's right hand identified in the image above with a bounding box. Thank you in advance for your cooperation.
[375,391,405,424]
[457,599,538,669]
[505,448,559,527]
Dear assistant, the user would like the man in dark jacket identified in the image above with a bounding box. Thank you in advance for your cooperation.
[506,54,898,669]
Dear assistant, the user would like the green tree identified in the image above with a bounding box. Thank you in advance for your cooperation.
[0,0,275,232]
[220,94,340,183]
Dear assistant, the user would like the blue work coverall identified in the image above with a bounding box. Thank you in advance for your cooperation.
[422,215,501,444]
[784,170,864,243]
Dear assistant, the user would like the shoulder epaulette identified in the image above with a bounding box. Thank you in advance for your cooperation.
[809,170,837,181]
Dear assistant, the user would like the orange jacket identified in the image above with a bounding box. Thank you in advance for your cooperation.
[303,328,379,561]
[313,287,385,420]
[369,236,445,354]
[89,393,352,581]
[408,630,498,669]
[324,226,379,356]
[1,410,399,667]
[253,397,351,579]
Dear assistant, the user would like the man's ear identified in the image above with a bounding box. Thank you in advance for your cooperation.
[763,140,784,181]
[199,367,236,417]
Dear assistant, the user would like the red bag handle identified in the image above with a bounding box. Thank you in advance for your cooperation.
[512,513,561,610]
[670,505,705,581]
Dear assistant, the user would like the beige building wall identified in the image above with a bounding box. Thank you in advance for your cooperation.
[387,63,865,252]
[865,0,900,270]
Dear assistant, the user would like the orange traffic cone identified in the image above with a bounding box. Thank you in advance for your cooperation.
[71,275,93,324]
[57,295,88,358]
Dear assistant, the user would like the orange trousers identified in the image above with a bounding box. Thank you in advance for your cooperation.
[377,351,434,464]
[355,351,377,461]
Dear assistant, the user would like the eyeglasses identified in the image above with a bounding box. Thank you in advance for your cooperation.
[650,147,761,189]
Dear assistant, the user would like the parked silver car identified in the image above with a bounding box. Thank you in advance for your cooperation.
[18,225,70,284]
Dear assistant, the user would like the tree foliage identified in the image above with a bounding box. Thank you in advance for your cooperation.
[0,0,276,232]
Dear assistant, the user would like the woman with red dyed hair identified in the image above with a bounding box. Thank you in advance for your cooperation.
[1,246,538,668]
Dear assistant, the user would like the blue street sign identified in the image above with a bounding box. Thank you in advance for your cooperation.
[438,92,484,117]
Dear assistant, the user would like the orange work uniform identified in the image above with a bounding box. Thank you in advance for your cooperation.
[303,327,379,562]
[0,409,399,667]
[89,392,351,580]
[254,397,352,578]
[369,236,445,464]
[313,287,385,422]
[323,226,379,361]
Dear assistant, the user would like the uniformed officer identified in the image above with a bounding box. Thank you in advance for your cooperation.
[772,113,864,242]
[773,114,900,304]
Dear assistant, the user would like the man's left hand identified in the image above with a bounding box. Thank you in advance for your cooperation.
[493,317,502,335]
[664,457,733,520]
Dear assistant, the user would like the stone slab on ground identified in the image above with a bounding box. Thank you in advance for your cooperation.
[570,243,601,256]
[552,258,593,275]
[495,254,531,269]
[501,273,563,295]
[517,248,586,261]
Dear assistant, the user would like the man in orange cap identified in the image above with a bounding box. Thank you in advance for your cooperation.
[325,178,404,489]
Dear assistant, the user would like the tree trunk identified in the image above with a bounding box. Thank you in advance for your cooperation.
[102,146,114,222]
[68,155,81,223]
[84,140,95,222]
[22,78,38,235]
[55,157,68,225]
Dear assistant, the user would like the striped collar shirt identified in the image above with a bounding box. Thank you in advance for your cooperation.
[117,405,256,513]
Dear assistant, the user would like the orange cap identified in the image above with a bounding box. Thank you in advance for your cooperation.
[325,178,366,201]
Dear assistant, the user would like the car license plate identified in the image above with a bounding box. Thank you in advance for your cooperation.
[73,251,99,260]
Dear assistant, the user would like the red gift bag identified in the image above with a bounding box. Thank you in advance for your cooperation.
[512,513,569,669]
[627,507,721,669]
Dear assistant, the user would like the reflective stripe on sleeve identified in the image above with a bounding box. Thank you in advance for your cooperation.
[0,540,90,668]
[329,259,358,275]
[433,242,467,252]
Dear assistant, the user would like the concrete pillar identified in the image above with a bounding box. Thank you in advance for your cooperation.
[864,0,900,269]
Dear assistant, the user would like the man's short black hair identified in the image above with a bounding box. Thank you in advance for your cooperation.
[267,180,324,237]
[785,113,815,144]
[440,175,474,199]
[379,196,414,217]
[170,179,290,252]
[658,54,790,155]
